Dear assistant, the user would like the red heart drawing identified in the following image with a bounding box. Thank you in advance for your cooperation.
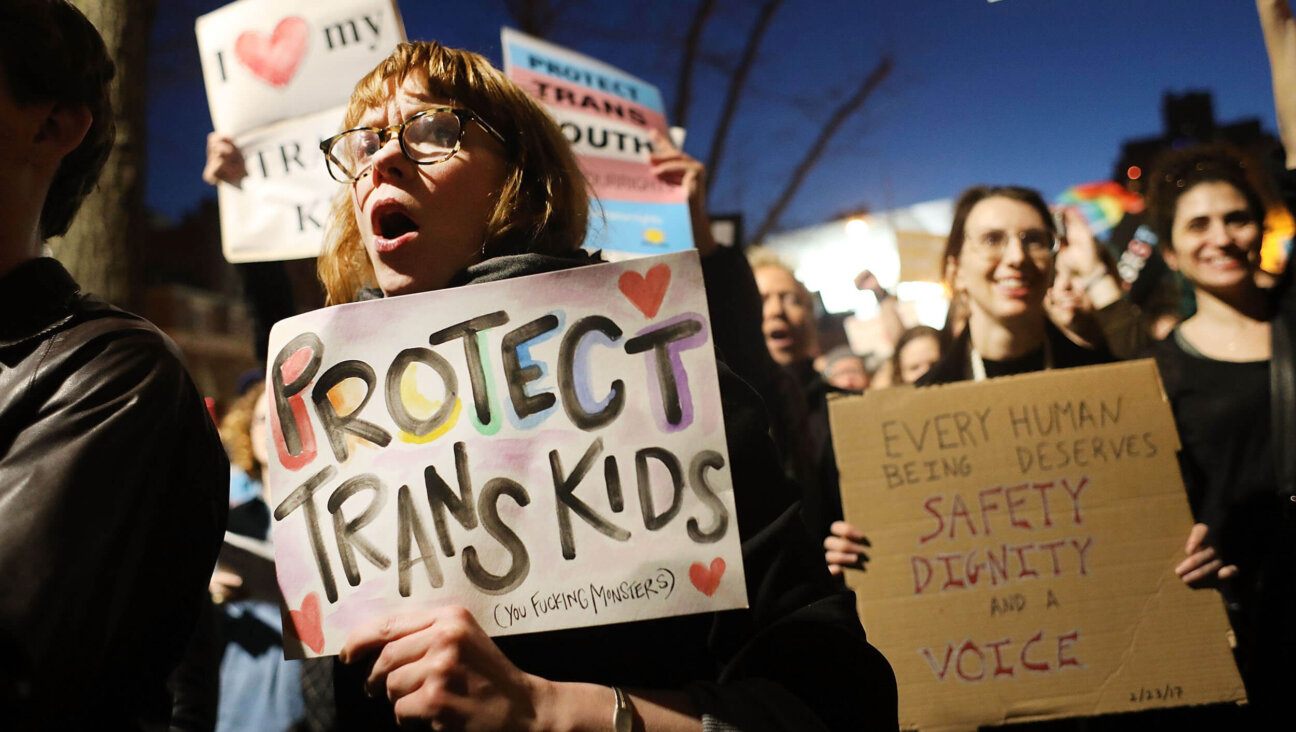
[618,264,671,318]
[235,17,309,88]
[689,558,726,597]
[289,592,326,654]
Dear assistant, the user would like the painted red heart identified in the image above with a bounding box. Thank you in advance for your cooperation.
[289,592,326,654]
[689,557,726,597]
[235,16,309,88]
[618,264,671,318]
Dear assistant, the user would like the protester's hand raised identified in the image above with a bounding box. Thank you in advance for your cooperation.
[824,520,872,577]
[648,129,717,257]
[1174,523,1238,589]
[203,132,247,188]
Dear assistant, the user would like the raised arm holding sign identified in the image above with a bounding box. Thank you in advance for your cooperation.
[262,39,896,731]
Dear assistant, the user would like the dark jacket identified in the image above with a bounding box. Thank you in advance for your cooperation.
[0,258,229,729]
[339,252,899,732]
[918,320,1111,386]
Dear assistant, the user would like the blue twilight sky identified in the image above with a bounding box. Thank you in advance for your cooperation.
[146,0,1278,234]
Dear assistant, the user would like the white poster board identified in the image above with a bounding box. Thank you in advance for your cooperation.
[265,251,747,657]
[216,105,346,263]
[197,0,405,136]
[196,0,406,262]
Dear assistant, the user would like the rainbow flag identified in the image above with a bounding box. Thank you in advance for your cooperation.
[1055,181,1145,241]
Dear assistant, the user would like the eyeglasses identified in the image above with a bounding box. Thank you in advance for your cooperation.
[963,228,1058,258]
[319,106,506,184]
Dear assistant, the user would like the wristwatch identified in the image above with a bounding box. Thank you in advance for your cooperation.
[611,686,633,732]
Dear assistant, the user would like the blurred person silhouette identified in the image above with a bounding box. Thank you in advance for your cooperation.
[210,377,309,732]
[889,325,942,386]
[749,252,852,544]
[822,345,869,392]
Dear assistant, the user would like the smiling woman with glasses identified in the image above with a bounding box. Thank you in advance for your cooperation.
[822,184,1111,583]
[919,184,1110,384]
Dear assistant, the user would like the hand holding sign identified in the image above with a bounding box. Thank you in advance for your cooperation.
[342,606,545,729]
[203,132,248,187]
[823,520,871,577]
[1174,523,1238,588]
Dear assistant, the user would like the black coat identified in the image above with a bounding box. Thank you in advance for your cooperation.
[0,257,229,728]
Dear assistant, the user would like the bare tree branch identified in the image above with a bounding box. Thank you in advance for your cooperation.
[751,55,893,244]
[502,0,586,38]
[704,0,783,194]
[672,0,715,128]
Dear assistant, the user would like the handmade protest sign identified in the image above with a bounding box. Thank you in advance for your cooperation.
[215,105,344,263]
[196,0,405,262]
[196,0,405,136]
[265,251,746,657]
[829,361,1245,731]
[501,28,694,258]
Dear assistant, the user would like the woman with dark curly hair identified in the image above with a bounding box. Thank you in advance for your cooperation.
[1141,144,1296,717]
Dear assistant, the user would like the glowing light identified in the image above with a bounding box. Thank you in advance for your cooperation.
[1127,166,1142,180]
[845,218,869,239]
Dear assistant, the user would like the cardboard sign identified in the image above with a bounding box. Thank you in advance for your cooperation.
[216,105,344,263]
[265,251,746,657]
[828,361,1245,731]
[196,0,405,136]
[501,28,694,258]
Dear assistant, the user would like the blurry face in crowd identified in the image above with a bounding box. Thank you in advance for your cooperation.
[897,334,940,385]
[755,265,815,366]
[1045,245,1094,329]
[825,356,868,392]
[250,392,269,469]
[1163,181,1260,293]
[350,76,508,297]
[951,196,1053,328]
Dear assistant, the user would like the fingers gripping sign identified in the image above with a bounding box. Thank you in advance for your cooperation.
[1174,523,1238,589]
[824,520,872,577]
[203,132,248,187]
[343,606,549,731]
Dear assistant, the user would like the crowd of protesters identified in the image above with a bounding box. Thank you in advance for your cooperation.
[3,0,1296,730]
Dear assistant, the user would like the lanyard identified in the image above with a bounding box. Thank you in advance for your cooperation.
[969,337,1053,382]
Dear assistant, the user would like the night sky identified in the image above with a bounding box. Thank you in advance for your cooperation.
[146,0,1278,234]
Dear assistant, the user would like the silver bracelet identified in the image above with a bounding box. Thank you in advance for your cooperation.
[611,686,633,732]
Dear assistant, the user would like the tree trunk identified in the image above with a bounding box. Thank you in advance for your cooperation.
[56,0,157,308]
[752,55,893,244]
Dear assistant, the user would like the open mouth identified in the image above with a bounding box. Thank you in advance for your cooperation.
[371,203,420,253]
[765,326,793,349]
[379,211,417,240]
